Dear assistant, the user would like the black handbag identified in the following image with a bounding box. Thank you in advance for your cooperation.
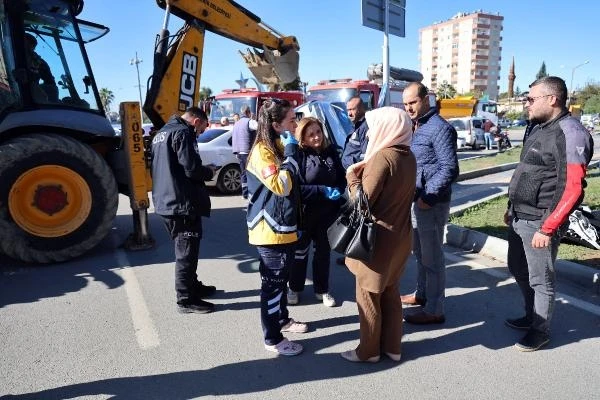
[327,185,376,262]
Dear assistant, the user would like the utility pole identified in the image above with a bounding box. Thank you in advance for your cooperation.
[129,52,144,119]
[568,60,589,107]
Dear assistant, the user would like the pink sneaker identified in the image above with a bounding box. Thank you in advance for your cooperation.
[265,338,303,356]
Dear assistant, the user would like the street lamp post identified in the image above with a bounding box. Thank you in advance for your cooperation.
[568,60,589,107]
[129,52,144,119]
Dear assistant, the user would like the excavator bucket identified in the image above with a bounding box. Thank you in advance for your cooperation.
[240,46,299,85]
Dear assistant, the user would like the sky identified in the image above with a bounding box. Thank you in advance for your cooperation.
[79,0,599,108]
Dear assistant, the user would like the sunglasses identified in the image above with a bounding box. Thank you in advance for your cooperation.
[524,94,553,104]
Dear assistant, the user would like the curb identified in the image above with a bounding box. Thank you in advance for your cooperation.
[456,162,519,182]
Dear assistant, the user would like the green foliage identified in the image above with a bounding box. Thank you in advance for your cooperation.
[437,81,457,99]
[504,110,527,121]
[576,81,600,107]
[536,61,548,80]
[583,94,600,114]
[99,88,115,112]
[459,147,521,173]
[514,86,522,97]
[199,87,213,100]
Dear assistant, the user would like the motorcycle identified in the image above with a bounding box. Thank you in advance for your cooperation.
[493,128,512,152]
[563,205,600,250]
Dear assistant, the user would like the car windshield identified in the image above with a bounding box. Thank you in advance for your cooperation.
[472,119,483,129]
[209,97,257,123]
[307,88,358,107]
[197,128,228,143]
[450,120,467,130]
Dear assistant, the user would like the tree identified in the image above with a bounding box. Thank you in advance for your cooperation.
[199,86,213,100]
[536,62,548,80]
[436,81,457,99]
[282,77,302,91]
[99,88,115,113]
[514,86,522,97]
[574,81,600,106]
[583,94,600,114]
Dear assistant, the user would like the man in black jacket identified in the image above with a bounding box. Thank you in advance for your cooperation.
[504,76,593,351]
[151,107,218,314]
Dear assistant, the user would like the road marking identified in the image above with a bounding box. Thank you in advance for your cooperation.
[446,252,600,317]
[113,239,160,349]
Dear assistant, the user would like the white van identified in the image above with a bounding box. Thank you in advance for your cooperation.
[447,116,486,150]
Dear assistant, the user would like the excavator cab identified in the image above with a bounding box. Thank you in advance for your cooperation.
[1,0,108,115]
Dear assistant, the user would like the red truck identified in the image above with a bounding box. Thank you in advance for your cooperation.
[208,88,306,126]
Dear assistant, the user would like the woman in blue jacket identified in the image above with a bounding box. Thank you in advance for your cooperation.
[288,117,346,307]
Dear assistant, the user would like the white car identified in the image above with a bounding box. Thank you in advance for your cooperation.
[197,127,241,194]
[448,117,486,150]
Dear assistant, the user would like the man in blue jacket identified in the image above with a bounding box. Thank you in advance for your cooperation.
[401,82,459,324]
[151,107,218,314]
[341,96,369,169]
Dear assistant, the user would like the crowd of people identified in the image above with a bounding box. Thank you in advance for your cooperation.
[150,76,593,360]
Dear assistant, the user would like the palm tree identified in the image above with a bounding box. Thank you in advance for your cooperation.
[99,88,115,113]
[199,87,213,100]
[436,81,457,99]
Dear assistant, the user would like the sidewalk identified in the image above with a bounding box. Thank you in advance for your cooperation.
[445,160,600,291]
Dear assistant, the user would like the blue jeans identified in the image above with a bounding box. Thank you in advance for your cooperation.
[257,244,294,345]
[484,132,494,149]
[507,217,565,334]
[236,153,249,199]
[411,201,450,315]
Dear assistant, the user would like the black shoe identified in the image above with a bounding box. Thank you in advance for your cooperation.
[514,329,549,352]
[177,299,215,314]
[505,316,532,330]
[194,281,217,298]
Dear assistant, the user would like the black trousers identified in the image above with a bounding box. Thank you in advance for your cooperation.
[289,219,331,294]
[162,215,203,304]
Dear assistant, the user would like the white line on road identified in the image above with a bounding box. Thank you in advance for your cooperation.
[113,238,160,350]
[446,252,600,317]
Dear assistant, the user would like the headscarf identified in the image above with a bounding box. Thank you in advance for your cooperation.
[348,107,412,172]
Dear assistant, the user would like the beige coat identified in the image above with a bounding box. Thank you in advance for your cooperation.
[345,145,416,293]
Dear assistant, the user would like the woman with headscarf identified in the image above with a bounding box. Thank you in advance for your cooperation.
[340,107,416,363]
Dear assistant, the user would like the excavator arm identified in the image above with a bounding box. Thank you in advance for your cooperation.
[144,0,300,127]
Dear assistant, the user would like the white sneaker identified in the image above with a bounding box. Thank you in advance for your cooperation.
[281,318,308,333]
[265,338,303,356]
[287,290,299,305]
[316,292,336,307]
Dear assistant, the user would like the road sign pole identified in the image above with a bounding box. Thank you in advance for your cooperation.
[382,0,390,106]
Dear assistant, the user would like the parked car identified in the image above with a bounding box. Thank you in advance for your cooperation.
[448,117,485,149]
[498,118,512,129]
[512,119,527,127]
[197,127,241,194]
[294,100,353,151]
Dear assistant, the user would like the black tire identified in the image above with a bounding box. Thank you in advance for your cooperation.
[216,164,241,194]
[0,134,118,263]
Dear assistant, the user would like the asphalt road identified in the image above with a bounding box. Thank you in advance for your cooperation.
[1,189,600,400]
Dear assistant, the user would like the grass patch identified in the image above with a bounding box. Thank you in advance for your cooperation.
[450,171,600,268]
[459,147,521,173]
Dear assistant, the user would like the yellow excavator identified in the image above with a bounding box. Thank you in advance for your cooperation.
[0,0,300,263]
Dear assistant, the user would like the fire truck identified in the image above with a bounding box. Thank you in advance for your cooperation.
[307,64,423,110]
[208,88,306,126]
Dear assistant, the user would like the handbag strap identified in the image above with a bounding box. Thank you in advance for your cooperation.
[355,185,373,219]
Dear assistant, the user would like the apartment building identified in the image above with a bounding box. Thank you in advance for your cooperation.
[419,11,503,99]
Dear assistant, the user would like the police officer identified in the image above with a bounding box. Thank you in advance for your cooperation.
[341,96,369,169]
[151,107,218,314]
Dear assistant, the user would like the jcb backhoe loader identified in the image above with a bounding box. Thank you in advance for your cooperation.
[0,0,300,263]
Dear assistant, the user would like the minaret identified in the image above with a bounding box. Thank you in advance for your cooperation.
[508,57,516,98]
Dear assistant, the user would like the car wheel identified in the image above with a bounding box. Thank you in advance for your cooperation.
[216,165,241,194]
